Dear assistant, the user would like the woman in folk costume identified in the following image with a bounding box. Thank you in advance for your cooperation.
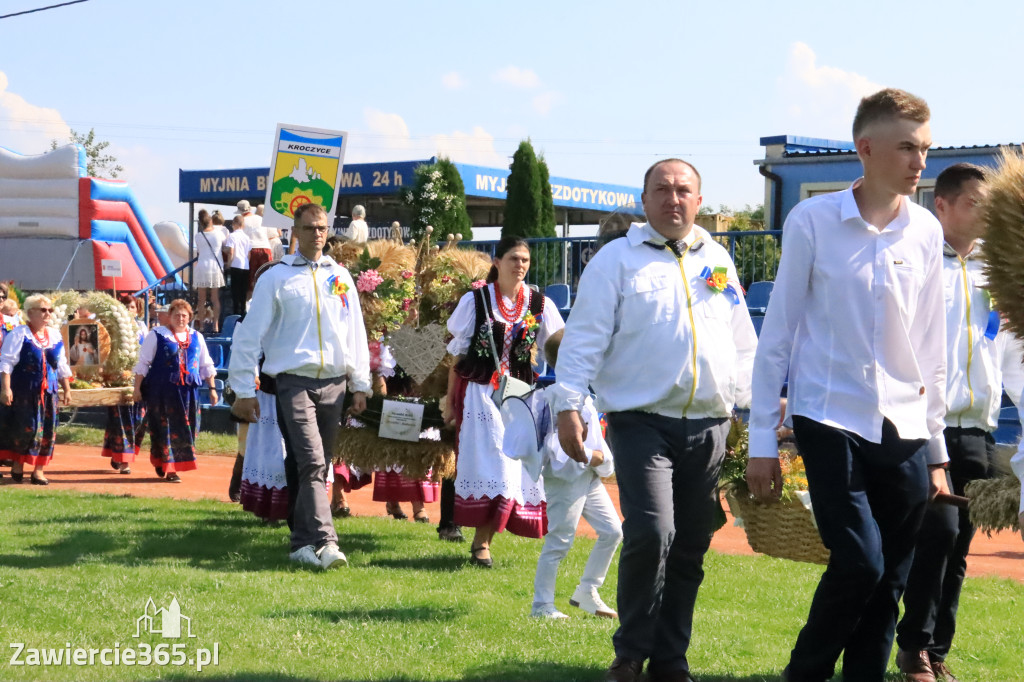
[102,296,148,474]
[371,348,439,522]
[132,299,217,482]
[0,294,72,485]
[445,236,564,567]
[238,359,291,521]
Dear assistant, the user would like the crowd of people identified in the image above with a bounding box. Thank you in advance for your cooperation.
[3,86,1024,682]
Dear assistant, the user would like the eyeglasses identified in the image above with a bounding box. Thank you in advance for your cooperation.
[300,225,330,233]
[32,308,54,313]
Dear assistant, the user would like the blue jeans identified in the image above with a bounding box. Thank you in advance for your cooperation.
[787,416,929,682]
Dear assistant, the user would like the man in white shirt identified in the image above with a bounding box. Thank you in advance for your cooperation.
[344,205,369,243]
[554,159,757,682]
[223,216,251,317]
[228,203,371,570]
[747,88,950,682]
[895,163,1024,682]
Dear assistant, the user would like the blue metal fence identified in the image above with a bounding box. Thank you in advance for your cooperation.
[469,230,782,294]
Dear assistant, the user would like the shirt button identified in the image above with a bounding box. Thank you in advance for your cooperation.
[919,386,925,396]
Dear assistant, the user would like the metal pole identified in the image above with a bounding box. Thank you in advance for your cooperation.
[562,209,570,285]
[187,202,195,295]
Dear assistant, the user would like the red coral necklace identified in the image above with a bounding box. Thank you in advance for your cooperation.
[493,282,525,321]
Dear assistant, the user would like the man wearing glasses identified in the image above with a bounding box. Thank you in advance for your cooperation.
[229,203,371,569]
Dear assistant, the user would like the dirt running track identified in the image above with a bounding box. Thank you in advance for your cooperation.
[7,444,1023,582]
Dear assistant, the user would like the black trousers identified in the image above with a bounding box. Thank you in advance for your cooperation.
[229,267,249,316]
[897,427,994,662]
[605,411,729,675]
[437,477,457,531]
[787,416,929,682]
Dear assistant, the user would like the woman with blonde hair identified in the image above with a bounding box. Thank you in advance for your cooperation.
[0,294,72,484]
[133,299,217,482]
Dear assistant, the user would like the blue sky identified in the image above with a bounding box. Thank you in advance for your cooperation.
[2,0,1021,229]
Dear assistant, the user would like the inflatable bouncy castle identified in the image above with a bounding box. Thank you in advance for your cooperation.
[0,144,177,291]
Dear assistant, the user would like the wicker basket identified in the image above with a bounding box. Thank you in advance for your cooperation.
[335,426,455,482]
[724,488,831,565]
[67,387,134,407]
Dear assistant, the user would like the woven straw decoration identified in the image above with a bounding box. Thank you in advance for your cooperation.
[388,323,450,384]
[965,475,1022,535]
[724,489,831,565]
[982,147,1024,339]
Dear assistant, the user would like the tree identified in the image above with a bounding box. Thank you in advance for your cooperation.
[502,140,545,239]
[403,157,472,244]
[50,128,123,179]
[537,156,556,237]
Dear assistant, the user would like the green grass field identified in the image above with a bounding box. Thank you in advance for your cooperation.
[0,490,1020,681]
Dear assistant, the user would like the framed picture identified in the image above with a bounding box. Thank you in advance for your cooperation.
[68,322,100,367]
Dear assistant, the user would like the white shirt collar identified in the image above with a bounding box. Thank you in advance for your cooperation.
[840,178,911,232]
[282,252,335,268]
[629,222,703,249]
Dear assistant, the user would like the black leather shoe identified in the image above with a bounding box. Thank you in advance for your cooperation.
[30,474,49,486]
[605,657,643,682]
[10,472,24,483]
[438,525,465,542]
[469,546,492,568]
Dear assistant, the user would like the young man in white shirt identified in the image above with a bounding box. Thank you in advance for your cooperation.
[747,89,951,682]
[223,216,251,316]
[228,203,371,570]
[554,159,757,682]
[895,163,1024,682]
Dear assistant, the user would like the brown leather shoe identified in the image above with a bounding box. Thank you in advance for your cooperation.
[930,660,959,682]
[605,657,644,682]
[895,649,936,682]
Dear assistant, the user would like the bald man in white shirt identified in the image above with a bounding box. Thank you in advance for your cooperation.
[747,88,950,682]
[554,159,757,682]
[229,203,371,570]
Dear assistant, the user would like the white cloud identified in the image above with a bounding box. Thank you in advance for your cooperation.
[432,127,505,167]
[0,70,72,154]
[346,109,505,167]
[532,91,561,116]
[492,65,540,89]
[778,42,883,137]
[441,71,465,90]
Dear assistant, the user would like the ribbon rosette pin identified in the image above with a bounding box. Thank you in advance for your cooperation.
[328,275,349,307]
[699,265,742,305]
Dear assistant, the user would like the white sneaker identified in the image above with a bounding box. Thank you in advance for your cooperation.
[289,545,321,569]
[569,586,617,619]
[316,542,347,569]
[530,604,569,619]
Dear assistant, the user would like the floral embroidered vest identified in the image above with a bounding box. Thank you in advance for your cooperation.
[148,329,202,387]
[454,286,545,386]
[10,330,63,396]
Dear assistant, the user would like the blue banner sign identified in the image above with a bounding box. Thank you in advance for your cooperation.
[454,162,641,211]
[180,158,642,212]
[180,160,432,203]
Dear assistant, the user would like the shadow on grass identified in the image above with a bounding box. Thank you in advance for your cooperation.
[267,604,468,623]
[370,554,467,572]
[2,503,384,572]
[162,667,789,682]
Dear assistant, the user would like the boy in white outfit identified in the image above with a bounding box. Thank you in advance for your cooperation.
[503,329,623,620]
